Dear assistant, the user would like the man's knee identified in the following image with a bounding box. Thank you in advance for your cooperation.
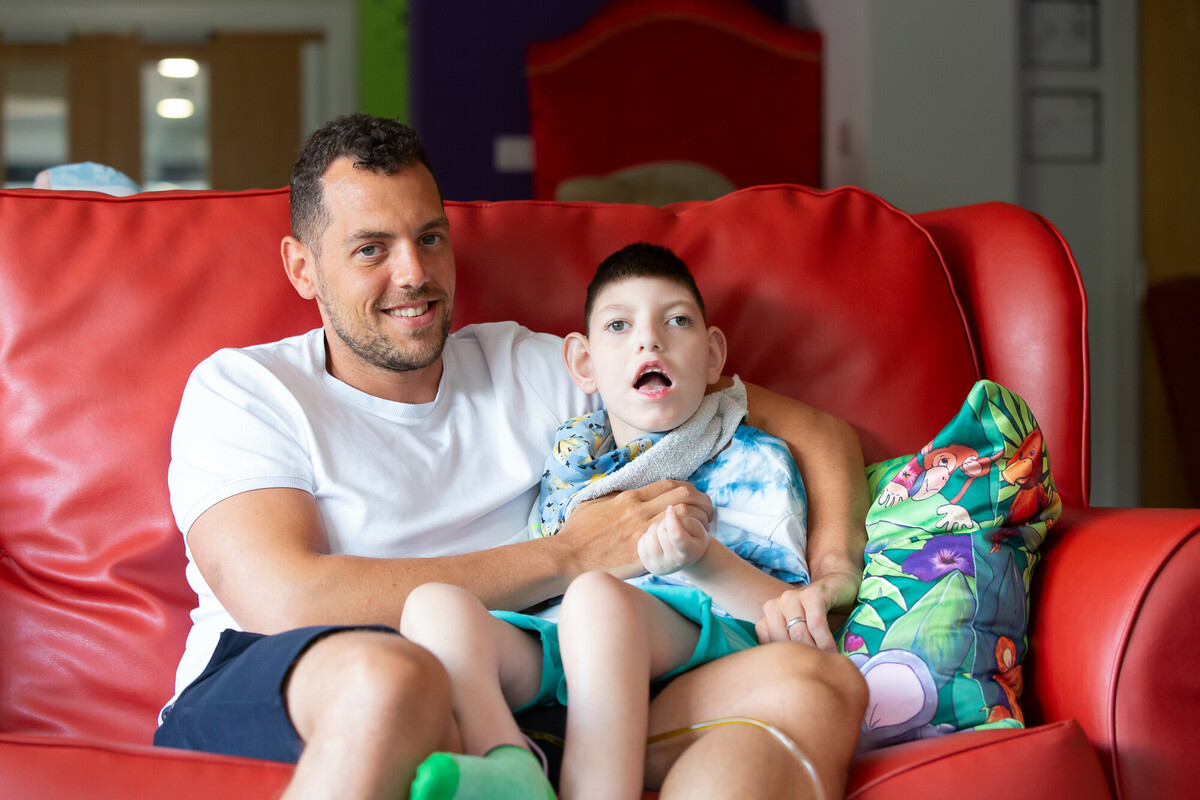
[758,642,868,718]
[289,630,449,732]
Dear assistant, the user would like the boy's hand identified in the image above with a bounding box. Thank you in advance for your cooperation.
[562,481,713,580]
[637,504,710,576]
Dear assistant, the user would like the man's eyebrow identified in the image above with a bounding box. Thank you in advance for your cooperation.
[346,229,394,243]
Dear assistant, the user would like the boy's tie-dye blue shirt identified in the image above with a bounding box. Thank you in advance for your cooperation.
[538,413,809,615]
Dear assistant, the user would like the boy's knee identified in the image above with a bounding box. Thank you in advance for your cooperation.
[560,570,636,622]
[400,582,482,635]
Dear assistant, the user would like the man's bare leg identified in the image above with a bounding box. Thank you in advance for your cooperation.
[282,630,456,800]
[645,642,867,800]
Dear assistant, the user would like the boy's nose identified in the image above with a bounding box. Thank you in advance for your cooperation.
[637,325,662,351]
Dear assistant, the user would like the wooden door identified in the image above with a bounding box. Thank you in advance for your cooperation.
[0,32,317,191]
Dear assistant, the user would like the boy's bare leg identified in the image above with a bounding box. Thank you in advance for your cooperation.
[399,582,545,755]
[645,642,867,800]
[282,629,455,800]
[557,571,701,800]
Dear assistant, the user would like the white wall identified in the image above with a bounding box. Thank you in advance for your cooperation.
[790,0,1139,506]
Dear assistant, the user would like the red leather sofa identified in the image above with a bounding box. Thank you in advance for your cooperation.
[1,183,1195,799]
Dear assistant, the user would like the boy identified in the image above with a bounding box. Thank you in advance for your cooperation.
[400,243,812,800]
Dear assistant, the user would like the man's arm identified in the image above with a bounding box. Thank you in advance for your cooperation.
[188,481,713,635]
[741,380,869,650]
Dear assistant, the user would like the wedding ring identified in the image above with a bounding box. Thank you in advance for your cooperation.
[786,616,807,629]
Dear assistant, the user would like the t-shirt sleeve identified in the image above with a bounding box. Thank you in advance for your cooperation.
[168,349,314,537]
[509,325,601,423]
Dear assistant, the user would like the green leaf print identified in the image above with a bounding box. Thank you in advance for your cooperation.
[880,570,974,686]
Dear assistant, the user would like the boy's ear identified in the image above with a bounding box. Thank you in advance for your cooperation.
[282,236,319,300]
[706,325,728,384]
[563,332,599,394]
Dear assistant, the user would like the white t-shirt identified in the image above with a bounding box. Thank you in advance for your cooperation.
[166,322,597,704]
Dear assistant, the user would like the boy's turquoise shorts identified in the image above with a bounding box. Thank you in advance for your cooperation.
[493,584,759,712]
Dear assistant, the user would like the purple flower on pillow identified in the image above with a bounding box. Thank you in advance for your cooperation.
[903,535,975,582]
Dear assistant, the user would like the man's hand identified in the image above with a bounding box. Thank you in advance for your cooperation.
[637,504,710,576]
[557,480,714,580]
[755,568,862,652]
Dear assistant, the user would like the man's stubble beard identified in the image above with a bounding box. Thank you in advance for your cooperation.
[324,300,452,374]
[314,257,453,374]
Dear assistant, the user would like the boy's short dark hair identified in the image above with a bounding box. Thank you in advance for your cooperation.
[584,243,706,331]
[289,113,439,249]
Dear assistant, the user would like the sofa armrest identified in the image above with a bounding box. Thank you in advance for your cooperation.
[1027,506,1200,800]
[914,202,1090,508]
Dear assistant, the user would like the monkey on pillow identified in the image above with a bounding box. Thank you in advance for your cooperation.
[836,380,1060,752]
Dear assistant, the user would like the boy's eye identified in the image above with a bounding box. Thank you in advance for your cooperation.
[605,320,628,333]
[667,315,691,327]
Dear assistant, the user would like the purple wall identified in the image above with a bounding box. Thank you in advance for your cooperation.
[409,1,787,201]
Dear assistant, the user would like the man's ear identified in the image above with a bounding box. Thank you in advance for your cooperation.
[563,332,599,394]
[282,236,319,300]
[706,325,728,384]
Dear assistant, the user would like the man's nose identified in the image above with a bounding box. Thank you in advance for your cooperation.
[390,242,428,288]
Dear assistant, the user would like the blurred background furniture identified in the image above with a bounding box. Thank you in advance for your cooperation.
[1144,276,1200,507]
[526,0,821,204]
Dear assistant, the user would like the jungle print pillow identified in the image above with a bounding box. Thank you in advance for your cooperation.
[837,380,1061,751]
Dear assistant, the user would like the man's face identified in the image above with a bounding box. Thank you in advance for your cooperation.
[573,276,725,446]
[302,159,455,396]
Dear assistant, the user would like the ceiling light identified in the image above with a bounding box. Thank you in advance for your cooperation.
[156,98,195,119]
[157,58,199,79]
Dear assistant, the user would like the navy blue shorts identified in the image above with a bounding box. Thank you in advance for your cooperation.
[154,625,396,763]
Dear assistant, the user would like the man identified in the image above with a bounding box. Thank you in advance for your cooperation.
[156,114,868,800]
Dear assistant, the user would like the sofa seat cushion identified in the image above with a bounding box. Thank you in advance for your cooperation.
[848,719,1109,799]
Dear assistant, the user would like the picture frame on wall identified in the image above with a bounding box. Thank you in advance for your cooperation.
[1024,89,1102,164]
[1023,0,1099,70]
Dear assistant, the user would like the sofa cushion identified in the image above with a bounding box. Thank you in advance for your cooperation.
[448,185,981,462]
[838,381,1060,750]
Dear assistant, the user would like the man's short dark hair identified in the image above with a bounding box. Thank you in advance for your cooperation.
[289,113,439,249]
[584,242,706,332]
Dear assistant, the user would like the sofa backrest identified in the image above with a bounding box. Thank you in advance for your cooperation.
[0,184,1083,745]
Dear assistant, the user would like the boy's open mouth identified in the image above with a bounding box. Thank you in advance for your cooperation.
[634,365,672,392]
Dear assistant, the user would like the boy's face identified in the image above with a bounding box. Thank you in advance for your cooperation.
[564,276,726,447]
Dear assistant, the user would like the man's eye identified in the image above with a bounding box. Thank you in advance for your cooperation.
[605,320,628,332]
[359,244,380,258]
[420,233,441,246]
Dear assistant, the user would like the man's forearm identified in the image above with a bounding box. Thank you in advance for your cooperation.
[189,488,595,635]
[743,382,868,609]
